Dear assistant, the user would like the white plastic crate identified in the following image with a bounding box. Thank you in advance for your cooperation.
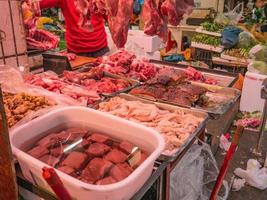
[11,107,165,200]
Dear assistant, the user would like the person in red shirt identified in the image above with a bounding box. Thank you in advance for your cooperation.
[40,0,109,57]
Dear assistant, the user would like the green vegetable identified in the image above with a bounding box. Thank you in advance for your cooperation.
[224,48,251,59]
[192,34,221,47]
[201,22,224,33]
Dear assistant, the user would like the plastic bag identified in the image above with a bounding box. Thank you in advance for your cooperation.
[0,66,80,106]
[234,159,267,190]
[0,65,81,129]
[225,3,244,25]
[248,45,267,74]
[214,14,230,27]
[238,31,257,49]
[215,3,244,26]
[221,26,243,49]
[170,143,229,200]
[249,44,267,62]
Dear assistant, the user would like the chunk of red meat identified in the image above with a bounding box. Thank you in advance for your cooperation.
[142,0,168,41]
[39,155,60,167]
[107,0,133,48]
[50,145,68,157]
[119,141,134,154]
[110,163,133,181]
[105,149,127,164]
[28,145,49,158]
[36,133,58,147]
[90,133,109,143]
[96,176,117,185]
[105,0,119,16]
[57,166,75,175]
[80,158,113,184]
[61,152,87,170]
[86,143,111,157]
[63,71,81,84]
[77,138,92,150]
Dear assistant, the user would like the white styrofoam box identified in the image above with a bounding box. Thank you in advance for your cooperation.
[240,71,267,112]
[11,107,165,200]
[127,30,164,52]
[144,51,161,60]
[105,28,164,53]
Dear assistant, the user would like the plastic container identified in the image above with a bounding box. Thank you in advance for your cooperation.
[10,107,165,200]
[240,71,267,112]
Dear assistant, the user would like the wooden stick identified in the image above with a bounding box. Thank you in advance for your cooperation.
[0,87,18,199]
[209,126,244,200]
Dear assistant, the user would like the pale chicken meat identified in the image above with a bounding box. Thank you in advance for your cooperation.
[98,97,204,155]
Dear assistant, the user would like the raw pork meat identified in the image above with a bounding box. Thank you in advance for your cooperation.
[183,67,218,85]
[74,0,193,47]
[27,128,148,185]
[96,50,157,81]
[24,72,101,105]
[107,0,134,48]
[74,0,133,48]
[142,0,194,41]
[22,1,59,50]
[142,0,168,41]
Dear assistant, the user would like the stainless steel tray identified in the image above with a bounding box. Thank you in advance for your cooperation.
[149,60,238,87]
[130,82,241,117]
[94,93,209,161]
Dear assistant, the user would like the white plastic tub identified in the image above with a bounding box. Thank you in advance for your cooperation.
[240,71,267,112]
[11,107,165,200]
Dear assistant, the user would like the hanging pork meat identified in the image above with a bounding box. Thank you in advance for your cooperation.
[22,0,59,50]
[74,0,194,48]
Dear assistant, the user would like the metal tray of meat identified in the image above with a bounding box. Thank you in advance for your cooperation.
[101,72,140,97]
[129,82,241,117]
[93,93,209,161]
[25,71,105,106]
[160,83,241,116]
[149,60,238,87]
[59,69,140,97]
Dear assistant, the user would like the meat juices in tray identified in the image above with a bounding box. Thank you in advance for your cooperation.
[27,127,148,185]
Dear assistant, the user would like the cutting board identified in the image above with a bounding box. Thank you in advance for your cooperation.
[69,56,96,69]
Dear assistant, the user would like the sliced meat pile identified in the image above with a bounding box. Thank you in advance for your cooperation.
[62,68,131,94]
[27,128,147,185]
[74,0,193,47]
[98,97,204,154]
[130,67,208,107]
[183,67,218,85]
[24,72,101,105]
[22,1,59,50]
[96,50,158,81]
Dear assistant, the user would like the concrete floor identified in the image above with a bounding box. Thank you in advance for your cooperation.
[215,130,267,200]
